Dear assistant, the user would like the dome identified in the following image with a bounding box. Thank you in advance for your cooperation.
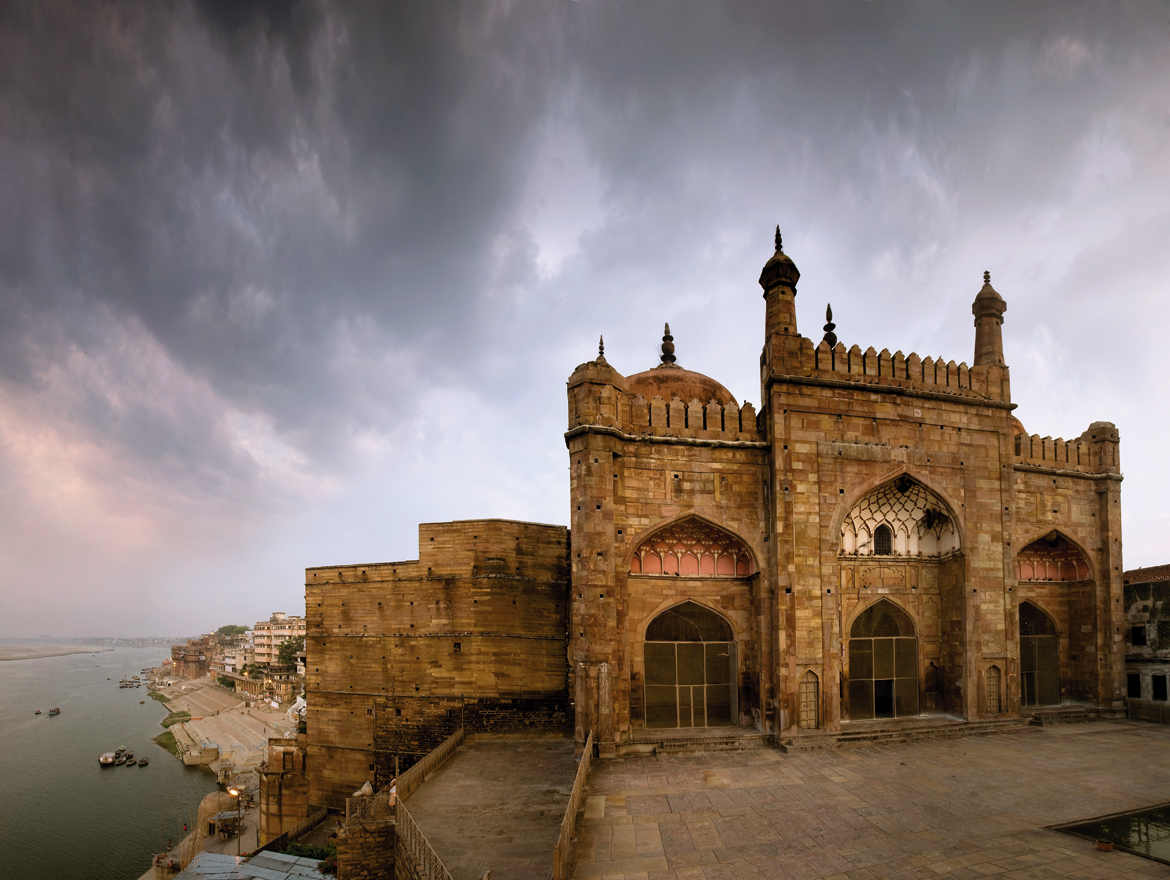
[627,363,736,405]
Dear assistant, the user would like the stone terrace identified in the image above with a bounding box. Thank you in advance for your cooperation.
[407,736,579,880]
[573,721,1170,880]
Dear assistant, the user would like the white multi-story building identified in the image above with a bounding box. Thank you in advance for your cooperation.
[253,612,306,667]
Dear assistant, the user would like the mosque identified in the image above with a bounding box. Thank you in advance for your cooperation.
[301,230,1124,807]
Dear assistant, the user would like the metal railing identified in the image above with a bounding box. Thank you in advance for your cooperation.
[398,727,465,801]
[255,805,329,854]
[396,798,454,880]
[346,791,396,824]
[551,730,594,880]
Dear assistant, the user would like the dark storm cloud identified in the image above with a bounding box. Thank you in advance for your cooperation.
[3,0,1169,634]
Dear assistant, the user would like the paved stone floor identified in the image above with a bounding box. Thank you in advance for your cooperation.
[573,722,1170,880]
[408,736,579,880]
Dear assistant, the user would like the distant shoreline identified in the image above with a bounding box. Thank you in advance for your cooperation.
[0,644,114,661]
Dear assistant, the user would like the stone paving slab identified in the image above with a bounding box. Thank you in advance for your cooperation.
[573,722,1170,880]
[407,737,579,880]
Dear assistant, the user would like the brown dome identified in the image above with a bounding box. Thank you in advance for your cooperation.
[626,363,736,405]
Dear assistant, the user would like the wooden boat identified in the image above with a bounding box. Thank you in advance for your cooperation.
[34,710,41,715]
[100,752,116,766]
[138,757,149,767]
[124,750,134,759]
[126,757,137,766]
[114,755,126,765]
[48,708,60,716]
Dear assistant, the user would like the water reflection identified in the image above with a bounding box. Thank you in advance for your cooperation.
[1064,805,1170,862]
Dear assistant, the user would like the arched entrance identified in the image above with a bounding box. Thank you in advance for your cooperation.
[1020,602,1060,706]
[643,601,736,729]
[847,600,919,720]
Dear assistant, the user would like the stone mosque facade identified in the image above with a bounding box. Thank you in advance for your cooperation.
[302,231,1125,807]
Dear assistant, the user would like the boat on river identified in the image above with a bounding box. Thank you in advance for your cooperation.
[34,709,41,715]
[126,757,137,766]
[138,757,149,767]
[99,752,116,766]
[48,708,60,716]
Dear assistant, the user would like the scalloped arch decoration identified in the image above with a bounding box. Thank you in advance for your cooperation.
[630,518,755,577]
[840,478,959,557]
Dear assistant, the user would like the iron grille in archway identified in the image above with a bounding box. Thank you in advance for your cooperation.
[848,600,919,720]
[644,601,736,729]
[1020,602,1060,706]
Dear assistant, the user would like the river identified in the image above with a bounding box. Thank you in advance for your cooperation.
[0,646,222,879]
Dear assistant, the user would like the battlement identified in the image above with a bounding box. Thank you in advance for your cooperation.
[1013,421,1120,475]
[626,392,760,442]
[767,336,1010,403]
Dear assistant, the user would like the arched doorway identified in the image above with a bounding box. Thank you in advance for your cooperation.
[644,601,736,729]
[848,600,919,720]
[1020,602,1059,706]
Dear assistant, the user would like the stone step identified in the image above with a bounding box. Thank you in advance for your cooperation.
[1026,710,1098,726]
[620,729,773,755]
[655,733,772,753]
[780,718,1030,752]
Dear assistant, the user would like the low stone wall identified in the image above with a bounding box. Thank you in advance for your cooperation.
[337,819,395,880]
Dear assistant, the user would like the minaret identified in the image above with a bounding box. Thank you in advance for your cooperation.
[759,226,801,338]
[972,270,1007,366]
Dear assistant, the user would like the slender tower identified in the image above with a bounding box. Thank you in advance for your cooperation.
[972,270,1007,366]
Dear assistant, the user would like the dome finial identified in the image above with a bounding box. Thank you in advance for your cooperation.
[984,270,991,285]
[660,322,676,364]
[598,335,605,358]
[775,225,783,252]
[822,303,837,347]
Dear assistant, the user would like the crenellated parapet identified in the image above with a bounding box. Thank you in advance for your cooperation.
[567,330,763,445]
[766,336,1011,404]
[567,360,762,444]
[627,393,760,442]
[1013,421,1121,475]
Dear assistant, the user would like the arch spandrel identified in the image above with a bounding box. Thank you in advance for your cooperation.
[628,515,757,577]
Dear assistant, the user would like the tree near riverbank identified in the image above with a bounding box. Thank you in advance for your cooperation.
[277,636,305,666]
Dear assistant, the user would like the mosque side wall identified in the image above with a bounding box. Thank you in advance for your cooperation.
[305,519,570,809]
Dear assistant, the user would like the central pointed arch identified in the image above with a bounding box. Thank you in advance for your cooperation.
[831,469,967,556]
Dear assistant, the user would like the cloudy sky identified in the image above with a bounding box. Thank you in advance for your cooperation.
[2,1,1168,638]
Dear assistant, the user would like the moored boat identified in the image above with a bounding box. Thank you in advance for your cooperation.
[126,757,137,766]
[138,756,149,767]
[99,752,116,766]
[114,755,126,765]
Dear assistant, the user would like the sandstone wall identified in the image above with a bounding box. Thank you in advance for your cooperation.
[306,519,570,809]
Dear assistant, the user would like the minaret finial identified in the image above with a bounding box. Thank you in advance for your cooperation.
[984,270,991,285]
[822,303,837,347]
[598,335,605,358]
[775,225,782,252]
[660,322,676,364]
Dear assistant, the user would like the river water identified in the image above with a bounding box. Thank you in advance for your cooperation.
[0,646,221,880]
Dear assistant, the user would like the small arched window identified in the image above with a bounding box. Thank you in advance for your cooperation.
[874,524,893,556]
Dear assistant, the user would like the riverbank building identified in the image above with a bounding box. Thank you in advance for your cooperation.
[302,230,1125,808]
